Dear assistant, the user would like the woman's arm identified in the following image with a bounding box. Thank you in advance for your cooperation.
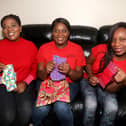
[85,54,96,78]
[68,66,84,81]
[37,62,48,80]
[105,68,126,93]
[37,61,55,80]
[85,54,99,86]
[105,81,125,93]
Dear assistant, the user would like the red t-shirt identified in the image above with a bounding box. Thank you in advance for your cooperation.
[0,37,37,85]
[92,44,107,74]
[113,58,126,73]
[37,40,86,82]
[85,44,126,77]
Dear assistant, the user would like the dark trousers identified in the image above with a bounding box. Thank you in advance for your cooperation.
[0,83,34,126]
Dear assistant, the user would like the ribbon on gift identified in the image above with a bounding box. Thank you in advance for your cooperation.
[0,64,17,92]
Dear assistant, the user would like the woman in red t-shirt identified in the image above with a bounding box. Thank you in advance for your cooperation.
[80,22,126,126]
[0,14,37,126]
[32,18,86,126]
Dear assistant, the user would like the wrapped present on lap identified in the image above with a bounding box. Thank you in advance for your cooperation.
[98,61,117,89]
[0,64,17,92]
[36,79,70,107]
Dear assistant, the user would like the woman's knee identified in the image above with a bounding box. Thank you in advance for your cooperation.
[85,96,97,112]
[106,103,118,114]
[0,110,15,125]
[54,102,73,120]
[104,99,118,115]
[32,105,50,124]
[54,102,73,126]
[54,102,71,113]
[18,100,33,119]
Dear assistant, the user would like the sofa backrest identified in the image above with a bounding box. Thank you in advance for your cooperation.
[98,25,112,43]
[22,24,98,57]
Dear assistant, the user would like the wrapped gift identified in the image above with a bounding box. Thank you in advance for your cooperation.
[36,79,70,107]
[50,55,66,81]
[98,61,117,88]
[0,64,17,92]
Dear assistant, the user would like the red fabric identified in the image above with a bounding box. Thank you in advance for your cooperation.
[24,74,34,85]
[37,41,86,82]
[91,44,107,74]
[84,44,126,88]
[84,44,107,79]
[91,44,126,74]
[113,58,126,73]
[0,37,37,84]
[36,80,70,107]
[97,61,117,88]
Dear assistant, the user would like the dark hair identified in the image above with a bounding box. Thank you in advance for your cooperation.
[1,14,21,28]
[51,18,71,33]
[99,22,126,73]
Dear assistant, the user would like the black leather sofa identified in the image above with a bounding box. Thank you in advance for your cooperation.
[22,24,126,126]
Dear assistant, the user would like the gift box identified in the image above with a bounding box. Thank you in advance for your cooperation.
[98,61,117,88]
[36,79,70,107]
[0,64,17,92]
[50,55,66,81]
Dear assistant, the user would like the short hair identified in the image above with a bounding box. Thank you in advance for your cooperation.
[51,18,71,33]
[1,14,21,27]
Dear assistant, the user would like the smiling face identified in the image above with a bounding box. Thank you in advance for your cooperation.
[2,17,22,42]
[111,27,126,59]
[52,22,70,48]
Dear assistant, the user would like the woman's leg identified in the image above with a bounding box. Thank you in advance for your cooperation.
[97,86,118,126]
[69,81,80,102]
[53,101,73,126]
[12,83,35,126]
[32,104,51,126]
[0,85,16,126]
[80,78,97,126]
[52,81,80,126]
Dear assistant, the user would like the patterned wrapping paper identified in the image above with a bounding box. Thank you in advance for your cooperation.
[98,61,117,89]
[0,64,17,92]
[50,55,66,81]
[36,79,70,107]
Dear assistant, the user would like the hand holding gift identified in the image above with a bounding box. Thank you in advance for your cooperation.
[0,64,17,92]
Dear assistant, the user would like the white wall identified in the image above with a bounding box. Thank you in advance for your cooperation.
[0,0,126,39]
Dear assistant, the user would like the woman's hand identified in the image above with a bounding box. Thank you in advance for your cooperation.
[14,81,27,93]
[88,76,99,86]
[46,61,55,74]
[58,63,71,75]
[0,63,6,72]
[114,68,126,84]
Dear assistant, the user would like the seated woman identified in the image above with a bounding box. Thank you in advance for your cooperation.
[80,22,126,126]
[32,18,86,126]
[0,14,37,126]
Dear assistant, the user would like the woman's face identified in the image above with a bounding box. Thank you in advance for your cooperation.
[52,22,70,48]
[112,27,126,58]
[2,18,22,41]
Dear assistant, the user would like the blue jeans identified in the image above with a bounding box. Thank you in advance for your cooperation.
[80,78,118,126]
[32,80,79,126]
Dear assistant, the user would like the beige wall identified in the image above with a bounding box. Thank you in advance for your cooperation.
[0,0,126,39]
